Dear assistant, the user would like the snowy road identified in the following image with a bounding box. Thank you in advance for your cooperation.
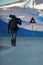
[0,37,43,65]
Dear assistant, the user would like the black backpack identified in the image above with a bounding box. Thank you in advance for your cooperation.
[10,19,17,29]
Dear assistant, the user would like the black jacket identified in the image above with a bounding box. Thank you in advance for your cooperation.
[8,17,22,33]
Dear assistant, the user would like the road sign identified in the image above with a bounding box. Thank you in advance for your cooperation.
[29,17,36,23]
[29,17,36,36]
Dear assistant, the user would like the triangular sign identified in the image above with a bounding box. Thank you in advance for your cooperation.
[29,17,36,23]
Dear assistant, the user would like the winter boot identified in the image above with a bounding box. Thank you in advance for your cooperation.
[13,39,16,46]
[11,39,16,46]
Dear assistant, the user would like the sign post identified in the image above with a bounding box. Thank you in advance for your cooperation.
[29,17,36,36]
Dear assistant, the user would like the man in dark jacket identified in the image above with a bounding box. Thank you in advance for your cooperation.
[8,14,22,46]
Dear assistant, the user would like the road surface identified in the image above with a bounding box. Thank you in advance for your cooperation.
[0,37,43,65]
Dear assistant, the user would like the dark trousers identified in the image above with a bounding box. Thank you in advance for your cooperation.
[11,33,16,46]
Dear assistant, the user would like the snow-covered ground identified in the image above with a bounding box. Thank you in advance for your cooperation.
[0,37,43,65]
[0,7,43,32]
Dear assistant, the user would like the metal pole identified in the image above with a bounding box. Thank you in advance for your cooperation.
[32,24,33,37]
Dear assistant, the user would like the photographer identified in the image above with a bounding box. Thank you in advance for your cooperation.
[8,14,22,46]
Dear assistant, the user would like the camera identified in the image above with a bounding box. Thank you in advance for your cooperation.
[9,14,16,19]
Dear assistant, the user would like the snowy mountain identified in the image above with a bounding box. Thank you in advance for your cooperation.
[0,0,43,18]
[0,0,43,10]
